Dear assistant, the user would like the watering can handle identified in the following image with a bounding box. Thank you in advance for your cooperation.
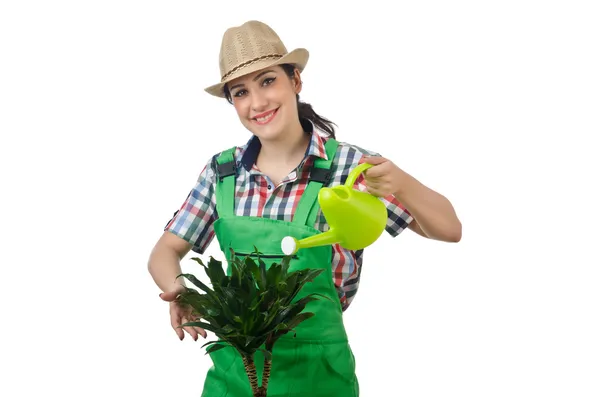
[345,162,373,187]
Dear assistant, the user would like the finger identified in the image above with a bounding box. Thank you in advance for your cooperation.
[189,315,208,338]
[365,178,394,191]
[365,164,391,179]
[364,174,382,184]
[364,179,384,191]
[365,185,386,197]
[363,155,388,166]
[187,317,207,339]
[193,324,207,339]
[181,317,198,341]
[170,310,184,340]
[367,181,394,197]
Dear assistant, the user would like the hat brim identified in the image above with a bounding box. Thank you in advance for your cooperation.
[204,48,309,98]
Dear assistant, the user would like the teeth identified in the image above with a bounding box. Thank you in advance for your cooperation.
[256,110,275,122]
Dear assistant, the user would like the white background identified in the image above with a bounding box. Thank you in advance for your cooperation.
[1,1,599,396]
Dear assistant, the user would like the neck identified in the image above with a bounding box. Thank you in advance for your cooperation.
[257,121,310,166]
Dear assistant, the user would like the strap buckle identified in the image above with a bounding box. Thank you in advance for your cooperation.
[309,167,331,185]
[217,161,236,181]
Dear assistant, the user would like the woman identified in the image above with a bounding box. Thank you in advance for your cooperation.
[148,20,461,396]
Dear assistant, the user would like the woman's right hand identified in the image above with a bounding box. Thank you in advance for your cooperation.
[159,288,207,341]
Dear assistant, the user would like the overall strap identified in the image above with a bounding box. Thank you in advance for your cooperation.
[214,147,237,219]
[293,138,339,228]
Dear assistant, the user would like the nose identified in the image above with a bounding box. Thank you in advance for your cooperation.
[250,90,269,113]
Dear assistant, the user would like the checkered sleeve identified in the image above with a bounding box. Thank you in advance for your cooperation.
[341,144,414,237]
[163,156,218,254]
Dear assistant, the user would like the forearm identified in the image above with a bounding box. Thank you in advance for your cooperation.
[394,175,462,242]
[147,245,187,293]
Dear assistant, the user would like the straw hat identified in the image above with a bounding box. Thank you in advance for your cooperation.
[204,20,309,98]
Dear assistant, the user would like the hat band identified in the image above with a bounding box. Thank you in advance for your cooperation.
[221,53,283,81]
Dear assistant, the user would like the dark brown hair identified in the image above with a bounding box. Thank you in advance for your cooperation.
[223,63,337,138]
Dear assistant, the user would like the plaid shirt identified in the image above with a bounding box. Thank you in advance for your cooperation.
[165,120,413,311]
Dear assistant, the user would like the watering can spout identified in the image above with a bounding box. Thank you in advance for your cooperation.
[281,232,340,256]
[281,162,388,255]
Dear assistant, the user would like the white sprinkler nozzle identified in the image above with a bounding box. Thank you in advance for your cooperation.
[281,236,297,256]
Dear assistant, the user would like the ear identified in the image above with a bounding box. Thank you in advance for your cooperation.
[293,69,303,94]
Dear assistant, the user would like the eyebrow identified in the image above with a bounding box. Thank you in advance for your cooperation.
[229,70,276,91]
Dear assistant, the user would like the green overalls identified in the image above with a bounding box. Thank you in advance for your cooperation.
[200,138,359,397]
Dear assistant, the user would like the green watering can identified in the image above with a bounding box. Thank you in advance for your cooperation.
[281,163,388,255]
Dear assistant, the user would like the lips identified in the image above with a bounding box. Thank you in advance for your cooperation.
[252,108,279,125]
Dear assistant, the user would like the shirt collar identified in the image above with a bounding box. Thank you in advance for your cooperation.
[240,118,329,172]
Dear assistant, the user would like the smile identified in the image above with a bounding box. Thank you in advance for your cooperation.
[252,108,279,125]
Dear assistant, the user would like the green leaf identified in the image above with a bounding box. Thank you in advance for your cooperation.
[207,256,227,286]
[295,269,324,287]
[176,273,216,298]
[272,295,319,326]
[282,269,325,305]
[190,257,207,269]
[284,312,315,330]
[251,246,263,256]
[230,259,244,289]
[221,324,238,334]
[308,292,333,302]
[177,290,216,316]
[280,255,291,275]
[180,320,221,334]
[221,287,242,316]
[201,340,226,349]
[247,311,267,335]
[266,261,282,287]
[244,335,255,347]
[243,258,261,288]
[284,272,299,295]
[205,307,221,317]
[259,348,272,361]
[258,258,268,291]
[206,343,229,355]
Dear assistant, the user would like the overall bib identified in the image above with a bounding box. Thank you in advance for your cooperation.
[200,138,359,397]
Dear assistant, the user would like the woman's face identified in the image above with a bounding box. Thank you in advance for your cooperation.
[227,65,302,142]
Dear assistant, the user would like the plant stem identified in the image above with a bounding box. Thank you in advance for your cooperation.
[242,356,260,396]
[262,358,272,391]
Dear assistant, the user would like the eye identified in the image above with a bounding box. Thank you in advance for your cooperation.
[233,89,247,98]
[262,77,276,86]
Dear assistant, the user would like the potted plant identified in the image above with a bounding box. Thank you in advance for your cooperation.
[175,248,330,397]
